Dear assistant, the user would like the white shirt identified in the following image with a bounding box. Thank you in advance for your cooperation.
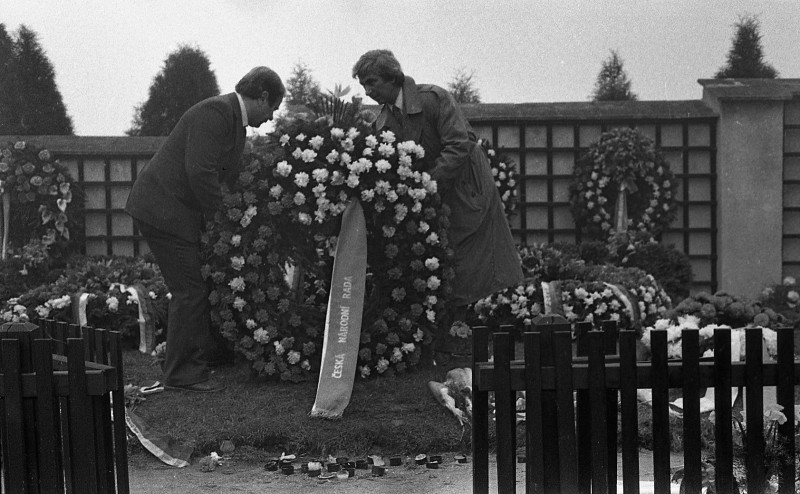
[235,92,249,128]
[394,88,404,113]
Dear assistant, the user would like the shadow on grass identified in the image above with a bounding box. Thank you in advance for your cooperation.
[124,350,484,460]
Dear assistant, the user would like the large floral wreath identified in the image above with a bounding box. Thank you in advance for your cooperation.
[201,110,453,381]
[569,127,677,241]
[0,140,81,259]
[479,139,519,222]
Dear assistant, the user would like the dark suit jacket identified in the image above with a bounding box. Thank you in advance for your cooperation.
[125,93,246,243]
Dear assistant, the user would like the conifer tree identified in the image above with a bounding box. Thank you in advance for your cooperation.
[127,44,220,136]
[285,61,323,108]
[10,25,74,135]
[715,14,778,79]
[0,24,19,134]
[447,67,481,104]
[591,49,638,101]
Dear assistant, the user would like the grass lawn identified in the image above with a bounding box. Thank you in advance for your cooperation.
[123,350,478,461]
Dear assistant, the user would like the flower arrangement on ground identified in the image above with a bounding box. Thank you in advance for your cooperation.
[471,243,672,334]
[760,276,800,325]
[569,127,678,242]
[638,314,779,361]
[1,255,169,349]
[666,290,784,329]
[201,108,453,381]
[0,140,82,260]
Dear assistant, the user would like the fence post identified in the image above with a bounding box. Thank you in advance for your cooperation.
[575,321,592,494]
[532,314,571,492]
[776,325,796,493]
[712,327,734,493]
[471,325,490,494]
[524,330,545,493]
[618,330,640,494]
[649,329,671,493]
[745,328,766,493]
[680,328,702,493]
[493,331,516,493]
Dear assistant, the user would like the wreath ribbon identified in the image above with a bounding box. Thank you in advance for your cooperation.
[1,181,9,260]
[310,199,367,419]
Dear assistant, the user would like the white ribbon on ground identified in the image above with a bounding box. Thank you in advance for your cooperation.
[310,199,367,419]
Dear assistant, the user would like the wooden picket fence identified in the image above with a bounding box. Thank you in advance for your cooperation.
[472,318,799,494]
[0,319,129,494]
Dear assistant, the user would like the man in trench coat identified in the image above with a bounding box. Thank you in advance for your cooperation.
[125,66,285,392]
[352,50,523,359]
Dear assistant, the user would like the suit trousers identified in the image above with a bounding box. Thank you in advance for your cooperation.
[135,220,211,386]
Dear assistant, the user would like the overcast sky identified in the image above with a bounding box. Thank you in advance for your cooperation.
[4,0,799,135]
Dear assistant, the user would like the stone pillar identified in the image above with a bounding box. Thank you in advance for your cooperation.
[699,79,796,299]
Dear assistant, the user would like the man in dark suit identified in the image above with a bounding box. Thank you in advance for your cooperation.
[352,50,523,366]
[126,66,285,392]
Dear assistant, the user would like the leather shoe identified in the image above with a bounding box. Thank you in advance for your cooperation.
[166,380,225,393]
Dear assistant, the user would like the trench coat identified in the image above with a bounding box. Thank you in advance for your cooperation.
[375,76,523,306]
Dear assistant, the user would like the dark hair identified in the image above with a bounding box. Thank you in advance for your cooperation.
[351,49,404,85]
[235,66,285,106]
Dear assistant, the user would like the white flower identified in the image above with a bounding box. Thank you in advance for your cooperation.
[270,184,283,198]
[301,360,311,371]
[298,212,312,225]
[312,168,329,183]
[246,319,257,329]
[296,133,307,141]
[380,130,396,143]
[309,135,324,150]
[346,174,360,188]
[375,159,391,173]
[230,234,241,246]
[330,128,345,139]
[378,143,395,157]
[326,149,339,164]
[274,340,285,356]
[382,226,396,238]
[391,347,403,363]
[294,172,310,187]
[376,358,389,373]
[347,127,360,140]
[106,296,119,312]
[413,329,424,342]
[362,147,374,157]
[253,328,270,344]
[426,232,440,245]
[365,135,378,147]
[425,257,440,270]
[361,189,375,201]
[293,192,306,205]
[279,134,290,145]
[276,161,292,177]
[229,276,246,292]
[301,149,317,163]
[426,309,436,322]
[427,276,441,290]
[339,152,352,165]
[401,342,415,353]
[292,147,302,159]
[288,350,301,365]
[230,256,245,271]
[360,365,371,378]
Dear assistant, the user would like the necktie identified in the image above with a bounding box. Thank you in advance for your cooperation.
[390,105,403,128]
